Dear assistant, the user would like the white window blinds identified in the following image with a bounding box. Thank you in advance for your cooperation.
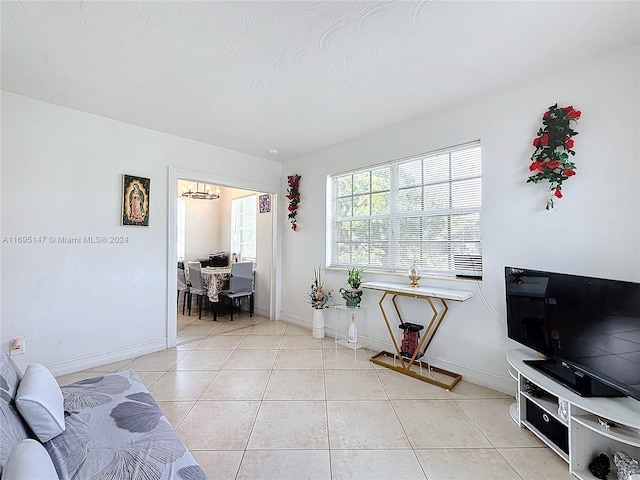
[231,194,257,262]
[328,141,482,277]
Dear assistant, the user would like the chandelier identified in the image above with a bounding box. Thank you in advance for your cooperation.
[181,183,220,200]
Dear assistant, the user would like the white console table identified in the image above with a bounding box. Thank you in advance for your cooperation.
[507,349,640,479]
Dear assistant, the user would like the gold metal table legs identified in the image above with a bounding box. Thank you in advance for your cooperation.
[369,290,462,390]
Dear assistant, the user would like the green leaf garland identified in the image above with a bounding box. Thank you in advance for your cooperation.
[527,104,581,210]
[286,174,301,230]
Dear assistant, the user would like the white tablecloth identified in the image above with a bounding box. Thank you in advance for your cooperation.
[201,267,231,302]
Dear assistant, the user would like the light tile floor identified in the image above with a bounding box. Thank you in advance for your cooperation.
[57,309,575,480]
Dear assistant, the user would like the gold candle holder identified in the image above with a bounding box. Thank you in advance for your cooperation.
[408,262,421,287]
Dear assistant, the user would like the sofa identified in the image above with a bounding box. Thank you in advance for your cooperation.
[0,349,206,479]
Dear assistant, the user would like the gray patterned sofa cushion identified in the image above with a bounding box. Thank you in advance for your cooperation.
[0,349,207,480]
[0,349,31,477]
[46,370,207,479]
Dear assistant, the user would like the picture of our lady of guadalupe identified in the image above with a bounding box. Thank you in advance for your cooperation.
[122,175,150,226]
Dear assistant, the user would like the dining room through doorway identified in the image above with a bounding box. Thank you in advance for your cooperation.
[175,180,275,343]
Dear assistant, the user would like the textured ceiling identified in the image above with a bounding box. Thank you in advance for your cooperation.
[2,1,639,162]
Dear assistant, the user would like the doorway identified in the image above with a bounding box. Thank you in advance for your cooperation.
[167,167,280,348]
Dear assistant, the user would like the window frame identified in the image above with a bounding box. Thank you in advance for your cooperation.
[231,194,257,263]
[327,141,482,277]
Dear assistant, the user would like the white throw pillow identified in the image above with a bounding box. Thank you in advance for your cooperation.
[1,439,59,479]
[15,364,65,442]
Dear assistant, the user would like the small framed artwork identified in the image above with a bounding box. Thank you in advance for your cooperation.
[259,194,271,213]
[122,174,150,226]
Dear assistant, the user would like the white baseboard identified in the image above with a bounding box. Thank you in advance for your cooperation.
[45,339,167,376]
[278,313,515,396]
[253,307,270,318]
[278,313,311,328]
[47,315,517,396]
[430,358,516,396]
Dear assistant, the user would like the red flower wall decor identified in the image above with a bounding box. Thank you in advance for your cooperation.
[528,104,581,210]
[286,174,301,231]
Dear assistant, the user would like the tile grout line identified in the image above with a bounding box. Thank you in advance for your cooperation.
[128,311,553,478]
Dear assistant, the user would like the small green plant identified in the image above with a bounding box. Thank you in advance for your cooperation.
[347,267,363,289]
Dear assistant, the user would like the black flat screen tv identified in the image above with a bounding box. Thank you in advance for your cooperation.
[505,266,640,401]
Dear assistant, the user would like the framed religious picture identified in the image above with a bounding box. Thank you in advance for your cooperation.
[122,174,150,226]
[259,194,271,213]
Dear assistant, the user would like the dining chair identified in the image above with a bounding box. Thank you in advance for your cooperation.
[177,268,190,315]
[185,261,201,283]
[220,261,254,321]
[187,266,207,319]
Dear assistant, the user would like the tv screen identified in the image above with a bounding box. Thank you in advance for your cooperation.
[505,267,640,400]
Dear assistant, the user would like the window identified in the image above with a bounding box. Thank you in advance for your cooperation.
[231,194,257,262]
[328,141,482,276]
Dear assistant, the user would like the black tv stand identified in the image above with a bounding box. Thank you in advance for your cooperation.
[523,359,625,398]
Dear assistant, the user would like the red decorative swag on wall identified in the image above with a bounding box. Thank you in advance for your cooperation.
[527,104,581,210]
[286,174,301,230]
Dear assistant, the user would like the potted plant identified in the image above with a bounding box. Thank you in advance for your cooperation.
[307,266,332,310]
[306,266,332,339]
[340,267,364,308]
[347,267,363,289]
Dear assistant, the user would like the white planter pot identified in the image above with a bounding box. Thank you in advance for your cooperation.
[312,309,325,339]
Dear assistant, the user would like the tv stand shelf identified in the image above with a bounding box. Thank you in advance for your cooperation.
[507,349,640,480]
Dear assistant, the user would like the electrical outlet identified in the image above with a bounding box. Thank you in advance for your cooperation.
[9,337,25,356]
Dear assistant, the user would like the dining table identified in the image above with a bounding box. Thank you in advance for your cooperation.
[201,266,231,302]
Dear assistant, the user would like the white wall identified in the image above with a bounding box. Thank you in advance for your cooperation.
[279,45,640,393]
[184,198,220,261]
[0,92,281,373]
[177,179,223,261]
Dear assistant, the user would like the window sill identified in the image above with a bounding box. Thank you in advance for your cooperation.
[324,267,482,284]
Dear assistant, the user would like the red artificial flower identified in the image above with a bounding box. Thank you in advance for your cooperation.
[533,133,549,147]
[546,160,561,169]
[287,173,301,230]
[529,104,580,208]
[291,223,297,231]
[287,174,301,189]
[564,136,574,149]
[562,106,581,120]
